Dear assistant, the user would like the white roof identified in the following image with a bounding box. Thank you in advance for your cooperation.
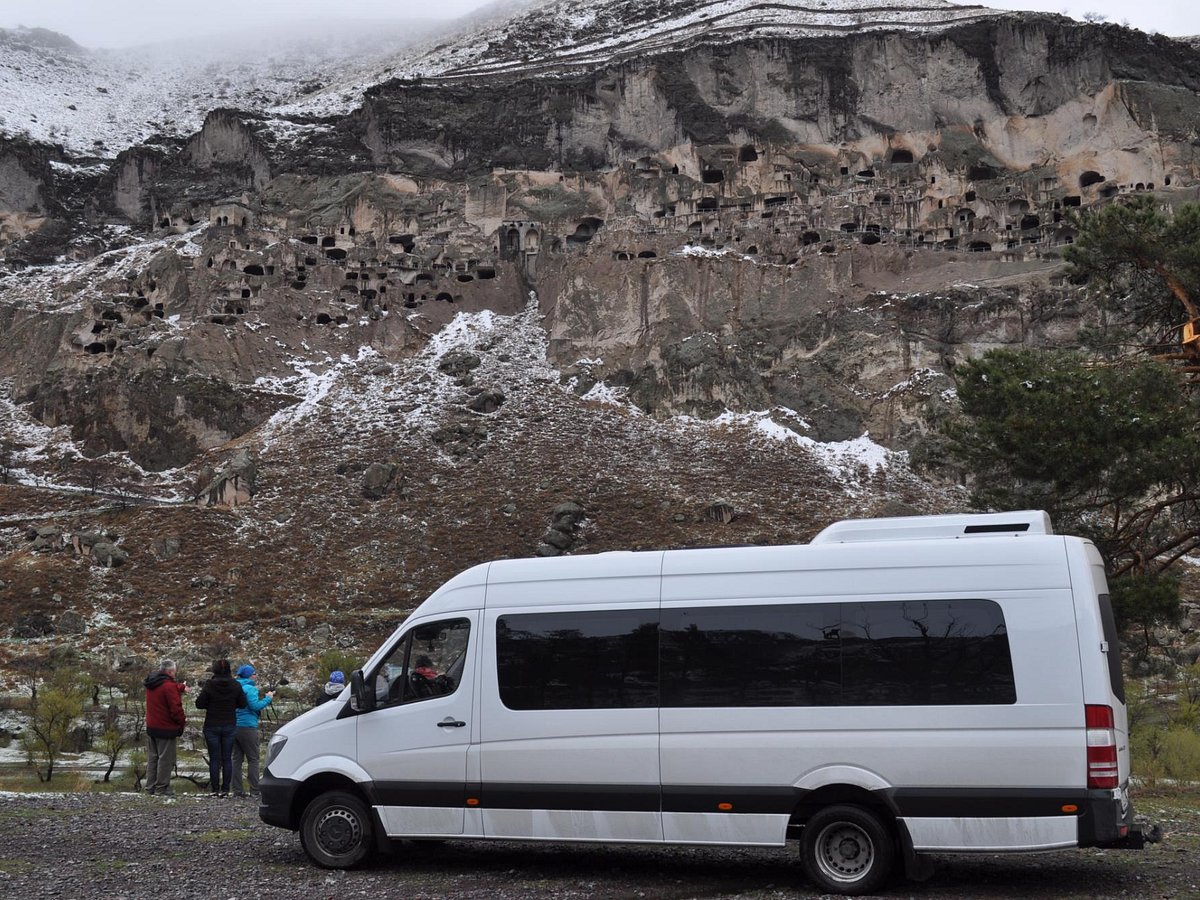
[809,510,1053,544]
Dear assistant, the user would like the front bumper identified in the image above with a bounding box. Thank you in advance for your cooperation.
[259,773,301,830]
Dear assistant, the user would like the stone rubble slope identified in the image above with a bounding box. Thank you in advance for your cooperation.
[0,284,948,684]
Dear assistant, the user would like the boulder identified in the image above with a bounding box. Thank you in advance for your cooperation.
[57,611,86,634]
[67,725,92,753]
[537,501,589,555]
[152,536,182,560]
[13,612,55,638]
[1180,640,1200,666]
[27,526,63,551]
[703,500,736,524]
[542,527,574,550]
[551,501,586,528]
[438,350,481,378]
[361,462,398,500]
[467,389,505,413]
[112,648,147,672]
[91,542,128,567]
[198,448,257,508]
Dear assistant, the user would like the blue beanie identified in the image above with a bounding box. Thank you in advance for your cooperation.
[329,670,345,684]
[236,664,255,678]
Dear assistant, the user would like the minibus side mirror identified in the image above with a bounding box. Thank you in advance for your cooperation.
[350,669,375,713]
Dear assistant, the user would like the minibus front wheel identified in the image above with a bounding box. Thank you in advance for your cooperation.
[300,790,376,869]
[800,804,895,896]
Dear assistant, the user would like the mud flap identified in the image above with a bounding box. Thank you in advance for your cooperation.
[1113,822,1162,849]
[896,819,936,882]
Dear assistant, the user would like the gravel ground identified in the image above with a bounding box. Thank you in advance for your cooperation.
[0,790,1196,899]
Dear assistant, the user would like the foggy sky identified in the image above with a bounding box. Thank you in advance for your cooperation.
[0,0,1196,49]
[0,0,502,47]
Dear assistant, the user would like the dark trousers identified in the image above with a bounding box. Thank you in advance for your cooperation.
[231,726,261,793]
[203,724,236,793]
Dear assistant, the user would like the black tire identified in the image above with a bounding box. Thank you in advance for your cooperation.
[299,790,376,869]
[800,804,895,896]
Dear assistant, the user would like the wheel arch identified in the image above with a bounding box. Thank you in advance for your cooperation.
[292,772,370,831]
[790,765,898,826]
[790,783,897,830]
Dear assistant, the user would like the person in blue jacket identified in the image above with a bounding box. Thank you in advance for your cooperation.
[231,663,274,798]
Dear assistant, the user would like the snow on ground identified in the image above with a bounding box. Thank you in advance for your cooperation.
[708,410,901,486]
[0,375,187,502]
[0,23,434,157]
[254,357,342,451]
[243,290,909,497]
[0,237,921,512]
[1,1,1025,157]
[0,225,206,313]
[270,0,1013,121]
[1,259,915,509]
[379,0,1007,80]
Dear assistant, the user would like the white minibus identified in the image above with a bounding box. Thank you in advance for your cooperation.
[260,510,1155,894]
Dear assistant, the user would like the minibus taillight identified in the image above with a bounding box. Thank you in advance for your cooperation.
[1086,704,1119,789]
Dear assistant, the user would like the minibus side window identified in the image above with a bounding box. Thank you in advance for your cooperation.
[660,603,841,707]
[659,599,1015,708]
[370,618,471,709]
[841,599,1015,705]
[497,610,658,710]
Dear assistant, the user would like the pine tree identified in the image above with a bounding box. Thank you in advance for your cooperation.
[1065,196,1200,359]
[943,349,1193,638]
[947,349,1200,577]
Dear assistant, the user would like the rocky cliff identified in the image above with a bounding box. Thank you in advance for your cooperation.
[1,1,1199,679]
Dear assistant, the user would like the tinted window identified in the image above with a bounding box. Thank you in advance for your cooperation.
[1096,594,1126,703]
[660,604,841,706]
[496,599,1014,710]
[841,600,1015,705]
[497,610,658,710]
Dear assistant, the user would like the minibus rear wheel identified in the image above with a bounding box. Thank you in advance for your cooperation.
[800,804,895,895]
[300,790,376,869]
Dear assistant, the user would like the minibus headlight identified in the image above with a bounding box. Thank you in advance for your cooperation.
[265,734,287,771]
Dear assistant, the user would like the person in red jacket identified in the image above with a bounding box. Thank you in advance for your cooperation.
[144,658,187,797]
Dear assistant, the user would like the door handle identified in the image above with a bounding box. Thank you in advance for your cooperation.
[437,717,466,728]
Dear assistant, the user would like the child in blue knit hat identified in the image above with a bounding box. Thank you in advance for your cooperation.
[317,670,346,706]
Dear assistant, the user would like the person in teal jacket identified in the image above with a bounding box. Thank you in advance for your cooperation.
[231,664,274,798]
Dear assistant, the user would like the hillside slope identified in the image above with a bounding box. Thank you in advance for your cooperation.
[1,0,1198,681]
